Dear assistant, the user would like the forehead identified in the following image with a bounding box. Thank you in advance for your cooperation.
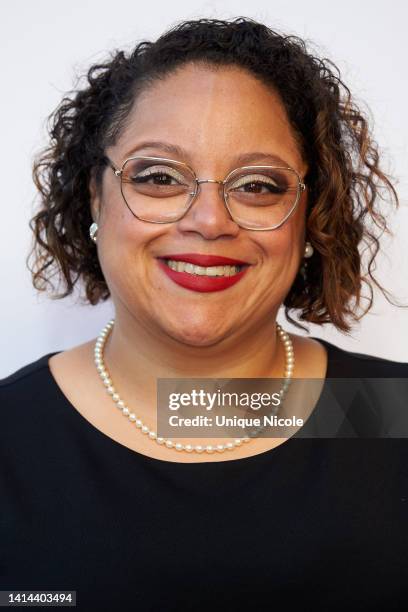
[113,63,305,173]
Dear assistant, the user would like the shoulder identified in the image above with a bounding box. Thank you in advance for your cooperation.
[0,352,59,391]
[0,341,96,431]
[0,352,61,424]
[0,340,93,396]
[0,352,63,453]
[309,336,408,378]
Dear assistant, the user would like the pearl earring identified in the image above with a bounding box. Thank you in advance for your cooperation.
[90,222,98,243]
[304,241,314,258]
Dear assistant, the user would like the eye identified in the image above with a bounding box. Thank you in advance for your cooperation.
[130,164,188,186]
[228,173,287,195]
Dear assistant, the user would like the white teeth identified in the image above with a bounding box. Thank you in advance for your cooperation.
[165,259,242,277]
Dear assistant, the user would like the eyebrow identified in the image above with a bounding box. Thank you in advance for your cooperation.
[122,140,295,170]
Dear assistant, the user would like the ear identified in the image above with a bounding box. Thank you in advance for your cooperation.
[89,168,102,223]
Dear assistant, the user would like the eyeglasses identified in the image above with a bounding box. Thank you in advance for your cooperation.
[104,155,306,231]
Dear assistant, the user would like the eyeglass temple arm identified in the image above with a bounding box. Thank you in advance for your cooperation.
[102,155,122,177]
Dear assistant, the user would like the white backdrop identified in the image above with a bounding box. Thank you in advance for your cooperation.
[1,0,407,377]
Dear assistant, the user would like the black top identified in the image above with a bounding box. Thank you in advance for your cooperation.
[1,338,408,611]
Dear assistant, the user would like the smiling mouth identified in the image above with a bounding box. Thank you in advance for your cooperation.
[163,259,246,277]
[156,253,251,293]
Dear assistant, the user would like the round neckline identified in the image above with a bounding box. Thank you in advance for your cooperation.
[43,339,332,467]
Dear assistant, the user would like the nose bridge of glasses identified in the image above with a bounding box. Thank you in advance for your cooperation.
[191,178,226,200]
[196,178,224,185]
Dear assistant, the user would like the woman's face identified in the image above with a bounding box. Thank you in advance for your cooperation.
[91,63,308,347]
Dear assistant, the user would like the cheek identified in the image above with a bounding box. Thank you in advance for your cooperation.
[99,184,156,253]
[257,220,303,263]
[97,199,159,290]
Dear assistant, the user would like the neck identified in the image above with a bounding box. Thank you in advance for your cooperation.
[101,304,286,408]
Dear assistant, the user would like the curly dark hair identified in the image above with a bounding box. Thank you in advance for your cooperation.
[27,16,403,333]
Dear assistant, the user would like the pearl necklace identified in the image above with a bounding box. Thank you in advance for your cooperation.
[94,319,294,454]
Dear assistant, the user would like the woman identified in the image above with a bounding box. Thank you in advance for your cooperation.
[1,16,407,611]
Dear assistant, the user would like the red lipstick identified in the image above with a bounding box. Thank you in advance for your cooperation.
[156,253,251,293]
[159,253,249,266]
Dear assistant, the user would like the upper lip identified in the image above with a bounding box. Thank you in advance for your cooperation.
[158,253,250,266]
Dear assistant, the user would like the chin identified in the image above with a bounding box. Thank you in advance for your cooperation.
[162,319,229,348]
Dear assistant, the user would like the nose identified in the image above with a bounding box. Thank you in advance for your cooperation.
[176,180,240,239]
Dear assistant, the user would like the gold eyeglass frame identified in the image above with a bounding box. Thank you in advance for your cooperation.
[105,155,307,231]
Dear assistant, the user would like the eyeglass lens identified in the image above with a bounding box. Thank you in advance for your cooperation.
[120,158,301,228]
